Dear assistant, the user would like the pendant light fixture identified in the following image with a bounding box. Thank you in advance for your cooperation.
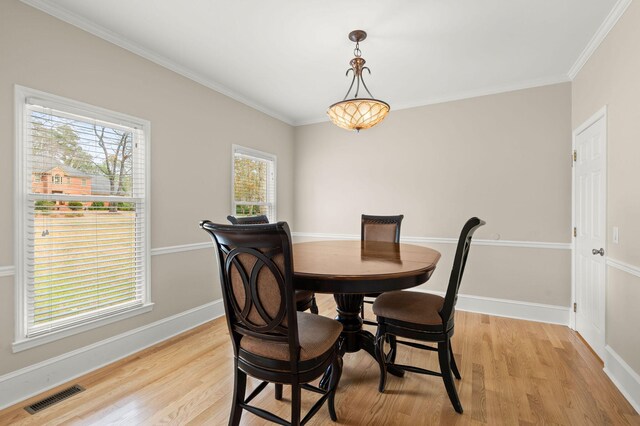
[327,30,390,132]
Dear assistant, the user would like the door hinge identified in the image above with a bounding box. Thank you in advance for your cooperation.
[573,227,577,237]
[573,302,577,313]
[573,150,577,162]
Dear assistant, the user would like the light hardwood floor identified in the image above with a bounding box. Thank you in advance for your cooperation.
[1,294,639,425]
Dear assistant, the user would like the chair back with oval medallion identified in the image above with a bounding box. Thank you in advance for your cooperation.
[202,221,300,370]
[201,220,343,425]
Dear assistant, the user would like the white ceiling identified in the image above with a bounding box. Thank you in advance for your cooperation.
[25,0,620,125]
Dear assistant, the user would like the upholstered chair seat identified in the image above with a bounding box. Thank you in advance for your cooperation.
[373,291,447,327]
[241,312,343,362]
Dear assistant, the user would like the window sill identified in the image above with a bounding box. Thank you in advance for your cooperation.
[12,303,154,353]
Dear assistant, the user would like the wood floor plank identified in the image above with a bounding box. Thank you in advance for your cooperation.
[1,294,638,425]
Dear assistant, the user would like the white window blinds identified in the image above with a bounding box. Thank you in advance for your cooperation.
[232,145,276,221]
[16,87,151,343]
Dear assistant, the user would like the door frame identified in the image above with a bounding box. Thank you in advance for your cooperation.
[570,105,607,343]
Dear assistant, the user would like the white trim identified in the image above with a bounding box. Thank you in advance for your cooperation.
[571,106,608,330]
[19,0,572,128]
[413,288,570,325]
[14,85,153,352]
[231,144,277,222]
[607,258,640,279]
[291,232,572,250]
[12,303,154,353]
[0,241,216,275]
[296,75,570,126]
[0,299,224,411]
[0,266,15,277]
[151,242,212,256]
[604,345,640,414]
[19,0,293,126]
[0,230,578,275]
[570,105,607,355]
[567,0,632,79]
[18,0,630,124]
[570,123,577,330]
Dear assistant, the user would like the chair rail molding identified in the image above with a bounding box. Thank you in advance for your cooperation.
[1,232,574,277]
[0,266,15,278]
[291,232,571,251]
[150,242,212,256]
[607,257,640,279]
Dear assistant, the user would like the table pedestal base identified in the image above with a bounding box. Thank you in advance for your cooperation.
[319,294,404,389]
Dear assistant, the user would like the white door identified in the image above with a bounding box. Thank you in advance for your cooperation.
[574,111,606,359]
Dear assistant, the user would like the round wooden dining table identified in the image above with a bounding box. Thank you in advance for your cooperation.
[293,240,441,374]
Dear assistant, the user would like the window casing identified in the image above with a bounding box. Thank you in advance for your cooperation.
[14,86,152,351]
[232,145,276,221]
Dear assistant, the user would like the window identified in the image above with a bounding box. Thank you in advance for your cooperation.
[232,145,276,220]
[14,86,151,351]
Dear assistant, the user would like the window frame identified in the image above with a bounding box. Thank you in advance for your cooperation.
[231,144,277,221]
[13,85,153,352]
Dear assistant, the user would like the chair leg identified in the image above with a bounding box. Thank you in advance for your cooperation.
[310,296,319,314]
[375,327,388,393]
[274,383,283,400]
[438,340,463,414]
[386,334,397,364]
[361,302,365,320]
[449,342,461,380]
[327,355,343,421]
[291,383,302,426]
[229,362,247,426]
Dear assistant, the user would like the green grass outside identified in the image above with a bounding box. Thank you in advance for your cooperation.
[33,210,139,325]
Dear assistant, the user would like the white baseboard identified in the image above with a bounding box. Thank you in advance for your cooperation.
[604,345,640,414]
[412,288,570,325]
[0,299,224,411]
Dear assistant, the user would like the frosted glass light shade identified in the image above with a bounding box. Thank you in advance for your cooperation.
[327,98,390,132]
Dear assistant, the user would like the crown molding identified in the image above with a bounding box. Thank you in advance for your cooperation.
[567,0,632,80]
[295,74,570,126]
[19,0,294,126]
[22,0,625,126]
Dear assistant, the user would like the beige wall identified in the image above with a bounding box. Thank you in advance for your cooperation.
[0,0,294,374]
[572,1,640,375]
[294,83,573,306]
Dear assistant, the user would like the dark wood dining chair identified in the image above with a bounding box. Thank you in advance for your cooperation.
[227,215,319,315]
[200,221,343,426]
[360,214,404,325]
[373,217,485,414]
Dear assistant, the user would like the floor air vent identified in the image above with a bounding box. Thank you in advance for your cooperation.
[25,384,85,414]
